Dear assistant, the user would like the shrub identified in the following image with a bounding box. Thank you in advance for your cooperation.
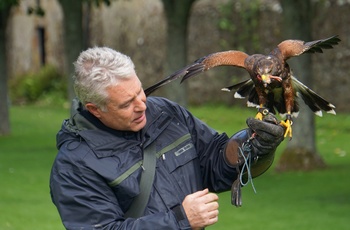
[9,65,67,105]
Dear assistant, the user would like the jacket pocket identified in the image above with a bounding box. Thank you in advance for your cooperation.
[160,134,198,173]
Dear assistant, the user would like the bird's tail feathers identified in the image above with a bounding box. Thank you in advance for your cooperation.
[222,79,261,107]
[247,101,259,108]
[292,76,336,116]
[279,111,300,119]
[222,79,254,98]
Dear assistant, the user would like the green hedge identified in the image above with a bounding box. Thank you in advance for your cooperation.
[9,65,67,105]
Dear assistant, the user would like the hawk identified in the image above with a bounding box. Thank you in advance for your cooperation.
[145,35,340,138]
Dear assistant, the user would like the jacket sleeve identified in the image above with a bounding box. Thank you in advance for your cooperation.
[162,100,239,193]
[50,149,191,230]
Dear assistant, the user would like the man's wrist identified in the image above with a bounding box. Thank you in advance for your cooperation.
[171,204,192,229]
[171,204,186,222]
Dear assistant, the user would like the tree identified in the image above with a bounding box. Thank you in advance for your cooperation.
[0,0,18,136]
[276,0,326,171]
[162,0,197,107]
[58,0,84,101]
[58,0,112,102]
[59,0,196,106]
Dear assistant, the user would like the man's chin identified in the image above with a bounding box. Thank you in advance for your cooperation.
[131,118,147,132]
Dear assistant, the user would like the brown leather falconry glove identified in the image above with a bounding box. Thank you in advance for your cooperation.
[225,113,285,206]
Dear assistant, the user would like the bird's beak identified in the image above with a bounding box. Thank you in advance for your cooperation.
[261,74,271,84]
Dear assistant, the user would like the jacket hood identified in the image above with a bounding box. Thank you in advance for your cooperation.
[56,99,140,155]
[56,99,97,149]
[56,98,174,157]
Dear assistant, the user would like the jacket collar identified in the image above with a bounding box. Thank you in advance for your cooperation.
[59,98,173,158]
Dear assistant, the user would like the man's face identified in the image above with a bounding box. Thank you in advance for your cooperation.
[86,74,147,132]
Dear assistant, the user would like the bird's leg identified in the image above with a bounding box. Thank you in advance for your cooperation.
[280,113,293,139]
[255,105,269,120]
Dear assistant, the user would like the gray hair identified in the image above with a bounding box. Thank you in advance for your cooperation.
[73,47,136,110]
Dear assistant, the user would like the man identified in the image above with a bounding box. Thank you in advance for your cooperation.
[50,47,285,229]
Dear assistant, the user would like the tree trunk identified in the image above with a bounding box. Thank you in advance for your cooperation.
[162,0,196,107]
[0,5,11,136]
[58,0,84,102]
[276,0,326,172]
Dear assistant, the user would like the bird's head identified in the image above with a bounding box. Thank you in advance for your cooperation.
[256,57,282,87]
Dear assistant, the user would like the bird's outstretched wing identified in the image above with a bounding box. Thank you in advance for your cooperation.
[292,76,336,116]
[144,67,189,96]
[180,50,249,82]
[274,35,340,61]
[144,50,249,96]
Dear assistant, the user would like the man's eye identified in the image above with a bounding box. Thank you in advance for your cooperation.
[120,103,131,109]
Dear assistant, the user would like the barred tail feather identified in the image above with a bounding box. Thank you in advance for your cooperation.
[222,79,261,108]
[292,76,336,116]
[222,79,254,98]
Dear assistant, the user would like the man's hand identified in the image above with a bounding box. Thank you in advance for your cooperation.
[182,189,219,229]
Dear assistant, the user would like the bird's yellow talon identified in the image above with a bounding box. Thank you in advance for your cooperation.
[255,112,264,120]
[280,117,293,139]
[255,107,269,120]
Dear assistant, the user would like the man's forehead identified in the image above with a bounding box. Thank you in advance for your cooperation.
[106,77,142,104]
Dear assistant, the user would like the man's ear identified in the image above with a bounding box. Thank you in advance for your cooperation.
[85,103,102,118]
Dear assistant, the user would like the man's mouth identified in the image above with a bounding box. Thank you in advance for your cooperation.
[133,113,146,123]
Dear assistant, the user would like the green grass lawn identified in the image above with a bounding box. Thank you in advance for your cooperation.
[0,105,68,230]
[0,104,349,230]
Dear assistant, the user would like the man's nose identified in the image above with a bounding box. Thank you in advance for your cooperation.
[135,94,147,111]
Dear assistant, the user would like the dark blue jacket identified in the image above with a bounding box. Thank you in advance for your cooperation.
[50,97,238,229]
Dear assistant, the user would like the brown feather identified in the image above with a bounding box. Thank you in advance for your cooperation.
[202,51,249,70]
[275,35,340,60]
